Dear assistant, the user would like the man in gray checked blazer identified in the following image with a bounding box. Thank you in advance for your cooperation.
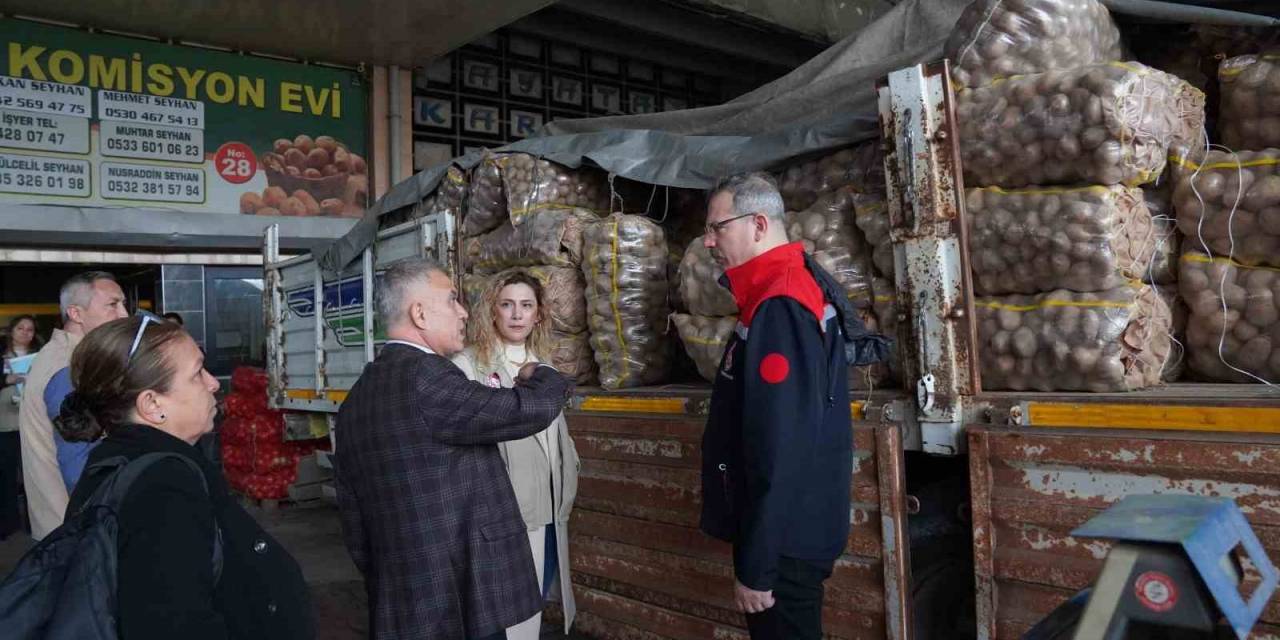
[335,258,573,640]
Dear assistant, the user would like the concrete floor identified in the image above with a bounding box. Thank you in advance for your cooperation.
[0,500,585,639]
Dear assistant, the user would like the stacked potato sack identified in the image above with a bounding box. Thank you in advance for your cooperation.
[581,214,671,389]
[956,62,1205,188]
[948,0,1197,390]
[502,154,611,226]
[221,368,325,501]
[945,0,1122,90]
[1218,54,1280,151]
[975,286,1172,391]
[777,144,884,211]
[1179,253,1280,382]
[463,152,509,237]
[462,265,597,384]
[672,238,736,382]
[458,155,613,384]
[966,186,1157,295]
[785,187,877,308]
[1173,148,1280,382]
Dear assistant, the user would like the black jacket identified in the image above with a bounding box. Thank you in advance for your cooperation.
[67,423,314,640]
[700,242,888,591]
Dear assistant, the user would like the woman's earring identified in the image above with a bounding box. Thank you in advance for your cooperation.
[159,414,166,421]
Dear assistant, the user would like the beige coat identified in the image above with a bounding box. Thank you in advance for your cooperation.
[18,328,80,540]
[452,345,580,631]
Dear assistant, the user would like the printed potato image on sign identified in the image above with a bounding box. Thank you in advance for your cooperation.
[238,134,368,217]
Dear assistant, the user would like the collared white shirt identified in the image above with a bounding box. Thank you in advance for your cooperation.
[385,340,436,356]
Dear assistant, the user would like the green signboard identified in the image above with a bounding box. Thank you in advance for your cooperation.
[0,19,369,217]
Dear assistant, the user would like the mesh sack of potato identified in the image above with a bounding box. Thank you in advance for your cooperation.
[463,153,507,237]
[1218,54,1280,151]
[462,266,588,336]
[581,214,672,389]
[777,144,884,212]
[678,237,736,317]
[550,330,598,385]
[1179,252,1280,383]
[463,208,596,275]
[672,314,736,382]
[958,62,1206,188]
[502,154,611,227]
[786,188,876,306]
[853,194,894,278]
[967,185,1157,295]
[976,285,1173,391]
[945,0,1122,89]
[1172,149,1280,268]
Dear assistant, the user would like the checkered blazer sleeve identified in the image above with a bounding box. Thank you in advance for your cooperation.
[419,355,572,445]
[333,455,368,576]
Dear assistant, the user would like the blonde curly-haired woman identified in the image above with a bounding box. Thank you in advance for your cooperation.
[452,270,580,639]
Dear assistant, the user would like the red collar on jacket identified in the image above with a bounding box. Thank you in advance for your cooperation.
[724,241,826,328]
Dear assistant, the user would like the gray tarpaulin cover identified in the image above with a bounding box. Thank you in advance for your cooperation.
[317,0,971,272]
[317,0,1273,273]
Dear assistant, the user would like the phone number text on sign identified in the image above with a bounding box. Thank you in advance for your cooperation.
[0,152,90,196]
[0,76,91,118]
[101,121,204,163]
[98,91,205,130]
[0,109,90,154]
[101,162,204,203]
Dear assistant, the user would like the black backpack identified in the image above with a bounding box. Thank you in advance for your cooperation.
[0,452,223,639]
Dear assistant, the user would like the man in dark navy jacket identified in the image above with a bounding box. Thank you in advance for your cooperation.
[700,173,891,639]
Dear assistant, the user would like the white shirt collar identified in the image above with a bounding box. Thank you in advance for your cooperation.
[385,340,436,356]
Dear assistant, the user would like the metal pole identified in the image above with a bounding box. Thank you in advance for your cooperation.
[389,65,403,183]
[313,267,326,396]
[362,246,375,364]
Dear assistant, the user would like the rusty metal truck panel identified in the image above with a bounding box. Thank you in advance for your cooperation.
[969,426,1280,639]
[564,410,911,639]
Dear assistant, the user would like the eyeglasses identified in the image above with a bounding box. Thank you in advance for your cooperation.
[128,311,164,360]
[704,212,757,237]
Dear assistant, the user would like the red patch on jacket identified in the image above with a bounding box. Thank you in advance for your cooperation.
[724,242,826,328]
[759,353,790,384]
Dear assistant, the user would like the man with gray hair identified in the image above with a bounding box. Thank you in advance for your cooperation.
[334,257,573,640]
[699,173,890,639]
[19,270,128,539]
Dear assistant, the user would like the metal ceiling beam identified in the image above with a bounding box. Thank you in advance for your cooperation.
[2,0,554,67]
[554,0,824,69]
[509,9,787,97]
